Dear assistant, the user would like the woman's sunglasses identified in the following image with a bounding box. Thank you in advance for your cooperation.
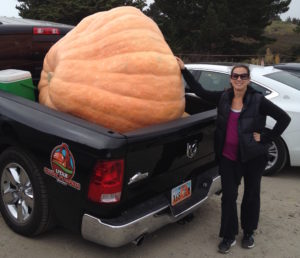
[231,73,249,80]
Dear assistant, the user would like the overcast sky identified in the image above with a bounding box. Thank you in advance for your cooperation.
[0,0,299,20]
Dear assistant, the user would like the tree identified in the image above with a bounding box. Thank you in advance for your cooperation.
[144,0,231,54]
[291,18,300,25]
[199,2,230,53]
[146,0,291,55]
[290,44,300,61]
[16,0,146,25]
[285,16,292,23]
[145,0,202,53]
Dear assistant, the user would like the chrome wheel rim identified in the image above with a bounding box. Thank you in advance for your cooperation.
[265,142,278,170]
[1,163,34,224]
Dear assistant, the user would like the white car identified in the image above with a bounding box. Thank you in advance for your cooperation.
[184,64,300,175]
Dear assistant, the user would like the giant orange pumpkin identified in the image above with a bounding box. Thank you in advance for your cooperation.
[38,6,185,133]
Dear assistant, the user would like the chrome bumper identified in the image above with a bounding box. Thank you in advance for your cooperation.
[81,175,221,247]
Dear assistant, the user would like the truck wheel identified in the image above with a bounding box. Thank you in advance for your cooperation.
[0,147,53,236]
[263,137,287,176]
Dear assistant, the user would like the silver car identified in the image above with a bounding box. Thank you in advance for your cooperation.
[184,64,300,175]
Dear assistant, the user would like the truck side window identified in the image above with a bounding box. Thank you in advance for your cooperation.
[183,70,201,92]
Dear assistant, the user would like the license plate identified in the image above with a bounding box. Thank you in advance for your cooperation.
[171,180,192,206]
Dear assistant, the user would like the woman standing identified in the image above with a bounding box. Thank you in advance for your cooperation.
[176,57,291,254]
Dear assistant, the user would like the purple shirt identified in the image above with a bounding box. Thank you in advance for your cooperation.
[222,109,241,161]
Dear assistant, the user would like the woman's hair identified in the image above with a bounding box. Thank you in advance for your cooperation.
[231,64,250,76]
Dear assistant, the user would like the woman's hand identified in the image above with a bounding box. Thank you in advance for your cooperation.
[175,56,185,70]
[253,132,261,142]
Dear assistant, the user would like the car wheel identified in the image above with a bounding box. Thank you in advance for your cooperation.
[263,137,287,176]
[0,147,53,236]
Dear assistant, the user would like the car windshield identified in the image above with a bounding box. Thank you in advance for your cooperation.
[264,71,300,91]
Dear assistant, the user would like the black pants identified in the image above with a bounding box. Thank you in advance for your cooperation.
[219,155,267,239]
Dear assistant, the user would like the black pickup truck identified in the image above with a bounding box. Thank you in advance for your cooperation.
[0,17,73,85]
[0,85,220,247]
[0,19,220,247]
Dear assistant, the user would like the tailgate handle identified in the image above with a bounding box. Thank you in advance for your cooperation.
[128,172,149,185]
[186,134,203,159]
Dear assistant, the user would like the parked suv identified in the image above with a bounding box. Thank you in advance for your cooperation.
[0,17,73,85]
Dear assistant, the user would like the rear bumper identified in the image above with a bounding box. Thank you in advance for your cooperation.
[81,174,221,247]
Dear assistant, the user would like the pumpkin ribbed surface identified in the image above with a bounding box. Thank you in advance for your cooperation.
[38,6,185,133]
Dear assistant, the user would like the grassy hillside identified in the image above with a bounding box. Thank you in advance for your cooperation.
[262,20,300,61]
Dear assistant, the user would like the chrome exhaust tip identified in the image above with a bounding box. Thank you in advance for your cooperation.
[132,234,146,246]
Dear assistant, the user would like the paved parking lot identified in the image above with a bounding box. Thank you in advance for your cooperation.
[1,167,299,258]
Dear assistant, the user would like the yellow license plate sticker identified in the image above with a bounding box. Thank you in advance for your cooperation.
[171,180,192,206]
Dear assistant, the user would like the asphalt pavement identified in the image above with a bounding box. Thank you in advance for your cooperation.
[1,167,299,258]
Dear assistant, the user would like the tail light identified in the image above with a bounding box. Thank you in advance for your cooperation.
[88,159,124,204]
[33,27,60,35]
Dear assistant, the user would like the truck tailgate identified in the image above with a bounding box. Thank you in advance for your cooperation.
[122,109,217,205]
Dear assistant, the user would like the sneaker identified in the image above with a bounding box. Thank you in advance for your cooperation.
[218,238,236,254]
[242,234,255,249]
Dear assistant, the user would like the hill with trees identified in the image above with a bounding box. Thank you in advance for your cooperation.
[262,19,300,62]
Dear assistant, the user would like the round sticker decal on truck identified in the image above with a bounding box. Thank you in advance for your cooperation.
[44,143,81,190]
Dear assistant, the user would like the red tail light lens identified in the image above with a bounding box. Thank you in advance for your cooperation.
[88,159,124,203]
[33,27,60,35]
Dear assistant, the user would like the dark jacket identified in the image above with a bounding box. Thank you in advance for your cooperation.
[182,68,291,163]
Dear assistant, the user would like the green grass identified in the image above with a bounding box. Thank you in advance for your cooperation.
[265,20,296,35]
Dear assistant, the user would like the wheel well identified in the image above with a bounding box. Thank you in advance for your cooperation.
[0,144,10,155]
[265,128,290,166]
[0,123,20,155]
[0,146,55,236]
[265,128,291,169]
[281,136,290,166]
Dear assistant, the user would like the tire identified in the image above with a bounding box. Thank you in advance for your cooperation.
[0,147,53,236]
[263,137,287,176]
